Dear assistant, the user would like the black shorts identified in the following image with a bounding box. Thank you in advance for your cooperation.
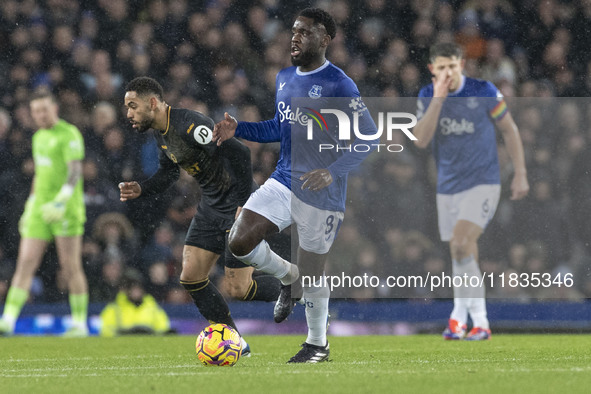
[184,208,248,269]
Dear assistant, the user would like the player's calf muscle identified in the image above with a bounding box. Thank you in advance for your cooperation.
[225,280,251,299]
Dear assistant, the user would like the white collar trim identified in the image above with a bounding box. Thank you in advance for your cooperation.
[296,60,330,76]
[448,75,466,96]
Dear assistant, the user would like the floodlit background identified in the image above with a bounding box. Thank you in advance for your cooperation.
[0,0,590,333]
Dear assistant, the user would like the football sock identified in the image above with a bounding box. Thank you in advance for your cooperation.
[181,278,238,332]
[1,286,28,330]
[450,256,474,324]
[465,256,488,328]
[450,297,469,325]
[69,293,89,329]
[463,257,489,329]
[233,241,296,284]
[452,255,488,328]
[303,279,330,347]
[470,297,489,329]
[242,275,281,302]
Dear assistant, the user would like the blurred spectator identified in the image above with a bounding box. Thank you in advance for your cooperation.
[455,9,486,60]
[100,268,171,337]
[92,212,137,264]
[475,0,516,45]
[100,126,136,184]
[141,222,175,264]
[514,177,569,265]
[90,255,124,302]
[480,38,517,86]
[0,108,13,179]
[83,156,123,230]
[146,259,172,303]
[0,245,15,303]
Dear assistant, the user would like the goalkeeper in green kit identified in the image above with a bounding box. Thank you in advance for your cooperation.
[0,91,88,336]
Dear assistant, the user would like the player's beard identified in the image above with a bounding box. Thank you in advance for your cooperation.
[133,117,153,133]
[291,48,318,68]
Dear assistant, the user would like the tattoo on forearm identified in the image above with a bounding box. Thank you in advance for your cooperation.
[67,161,82,186]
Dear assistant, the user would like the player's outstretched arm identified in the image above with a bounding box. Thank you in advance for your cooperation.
[212,112,237,146]
[119,181,142,201]
[496,112,529,200]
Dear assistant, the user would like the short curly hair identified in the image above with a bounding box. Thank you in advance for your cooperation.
[429,43,464,63]
[125,76,164,101]
[299,8,337,40]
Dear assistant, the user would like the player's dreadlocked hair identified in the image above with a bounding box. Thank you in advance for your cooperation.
[126,76,164,101]
[429,42,464,63]
[299,8,337,39]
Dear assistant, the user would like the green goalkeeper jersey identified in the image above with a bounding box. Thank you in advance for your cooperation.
[32,119,85,218]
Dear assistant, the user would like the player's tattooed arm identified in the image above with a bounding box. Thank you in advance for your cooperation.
[66,160,82,186]
[30,176,36,195]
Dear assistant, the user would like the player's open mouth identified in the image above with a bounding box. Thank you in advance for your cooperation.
[130,121,138,128]
[291,45,301,57]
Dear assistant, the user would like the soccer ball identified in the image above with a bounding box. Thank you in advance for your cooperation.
[195,323,242,366]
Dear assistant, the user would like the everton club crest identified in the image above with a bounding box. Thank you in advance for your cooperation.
[308,85,323,99]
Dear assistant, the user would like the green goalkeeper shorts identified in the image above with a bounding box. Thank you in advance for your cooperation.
[19,197,85,240]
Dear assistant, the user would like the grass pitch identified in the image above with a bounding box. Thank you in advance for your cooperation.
[1,335,590,394]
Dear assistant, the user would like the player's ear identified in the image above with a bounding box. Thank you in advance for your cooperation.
[427,63,434,75]
[321,34,331,48]
[460,58,466,70]
[149,96,158,111]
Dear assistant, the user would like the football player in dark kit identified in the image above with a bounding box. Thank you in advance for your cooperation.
[120,77,281,354]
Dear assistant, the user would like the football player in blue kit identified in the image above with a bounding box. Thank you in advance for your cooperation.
[413,43,529,340]
[213,8,378,362]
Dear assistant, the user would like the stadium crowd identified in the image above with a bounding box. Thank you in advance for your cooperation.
[1,0,591,303]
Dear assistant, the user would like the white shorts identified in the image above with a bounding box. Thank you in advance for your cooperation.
[436,184,501,242]
[243,178,344,254]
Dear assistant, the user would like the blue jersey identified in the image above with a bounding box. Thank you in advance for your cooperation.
[236,61,377,211]
[417,76,508,194]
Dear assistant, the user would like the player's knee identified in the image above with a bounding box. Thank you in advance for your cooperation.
[228,231,254,257]
[12,265,32,283]
[60,261,84,277]
[179,270,208,283]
